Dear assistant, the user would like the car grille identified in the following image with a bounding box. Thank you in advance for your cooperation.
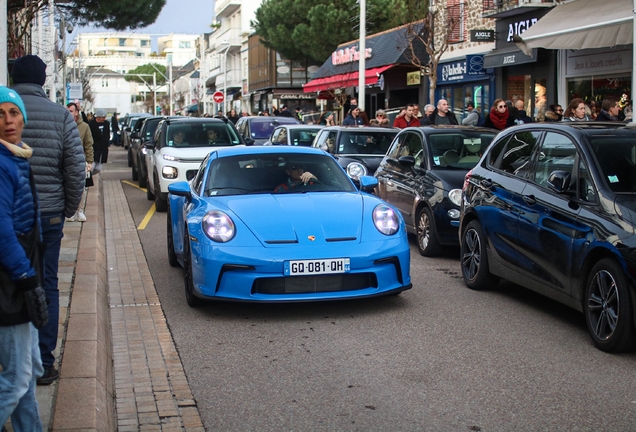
[252,273,377,295]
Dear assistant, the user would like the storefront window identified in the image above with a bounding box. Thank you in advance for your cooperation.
[276,53,291,87]
[438,83,490,123]
[567,75,631,104]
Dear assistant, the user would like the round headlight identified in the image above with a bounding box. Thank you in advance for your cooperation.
[346,162,367,180]
[373,204,400,236]
[202,210,235,242]
[448,188,462,207]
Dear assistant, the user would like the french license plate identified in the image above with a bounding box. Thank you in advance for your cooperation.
[284,258,350,276]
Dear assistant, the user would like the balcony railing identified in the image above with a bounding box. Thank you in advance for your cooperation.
[483,0,556,18]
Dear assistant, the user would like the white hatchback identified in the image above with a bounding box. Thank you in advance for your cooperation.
[144,117,245,211]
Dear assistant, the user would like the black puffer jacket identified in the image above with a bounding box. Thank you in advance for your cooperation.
[12,83,85,217]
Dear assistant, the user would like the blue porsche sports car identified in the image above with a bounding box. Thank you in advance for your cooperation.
[167,146,412,306]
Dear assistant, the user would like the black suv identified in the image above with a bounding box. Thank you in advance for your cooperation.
[130,116,163,188]
[459,122,636,353]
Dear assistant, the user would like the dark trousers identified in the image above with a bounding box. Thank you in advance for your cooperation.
[37,212,65,368]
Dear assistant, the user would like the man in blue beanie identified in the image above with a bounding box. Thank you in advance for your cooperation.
[11,54,85,385]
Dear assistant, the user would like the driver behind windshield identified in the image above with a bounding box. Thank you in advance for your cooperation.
[274,162,319,191]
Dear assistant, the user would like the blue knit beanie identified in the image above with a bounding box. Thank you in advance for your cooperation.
[0,86,27,124]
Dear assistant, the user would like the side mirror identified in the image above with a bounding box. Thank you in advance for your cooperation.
[144,142,156,150]
[245,137,255,146]
[168,181,191,199]
[398,155,416,167]
[359,175,379,193]
[547,170,573,194]
[131,132,140,139]
[125,127,132,132]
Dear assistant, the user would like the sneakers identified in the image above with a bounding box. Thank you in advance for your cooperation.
[65,215,76,222]
[37,365,59,386]
[76,210,87,222]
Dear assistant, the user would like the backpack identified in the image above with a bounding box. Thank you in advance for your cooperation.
[476,111,485,127]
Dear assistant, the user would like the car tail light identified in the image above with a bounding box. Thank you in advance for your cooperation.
[463,169,473,191]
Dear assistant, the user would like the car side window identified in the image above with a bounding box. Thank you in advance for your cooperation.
[270,128,282,143]
[533,132,577,188]
[154,121,165,149]
[192,158,208,195]
[488,131,541,178]
[323,131,338,154]
[276,129,287,144]
[387,134,407,159]
[578,159,597,202]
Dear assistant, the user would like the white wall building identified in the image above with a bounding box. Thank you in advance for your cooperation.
[158,34,200,67]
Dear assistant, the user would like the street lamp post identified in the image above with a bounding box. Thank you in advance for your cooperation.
[220,41,231,114]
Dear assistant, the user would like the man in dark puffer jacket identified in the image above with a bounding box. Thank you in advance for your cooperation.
[11,55,85,386]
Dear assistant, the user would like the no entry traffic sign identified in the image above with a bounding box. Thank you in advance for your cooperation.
[213,91,224,103]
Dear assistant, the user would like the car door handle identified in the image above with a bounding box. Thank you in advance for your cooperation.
[479,178,493,189]
[522,195,536,205]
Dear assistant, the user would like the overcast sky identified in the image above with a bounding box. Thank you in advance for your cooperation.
[75,0,215,51]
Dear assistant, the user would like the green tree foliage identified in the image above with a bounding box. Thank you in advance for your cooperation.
[252,0,428,64]
[59,0,166,30]
[125,64,167,90]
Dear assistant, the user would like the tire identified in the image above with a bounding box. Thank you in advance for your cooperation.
[127,149,133,167]
[183,229,205,308]
[167,206,179,267]
[584,258,636,353]
[146,179,155,201]
[132,161,138,181]
[138,168,147,188]
[416,207,442,257]
[460,220,499,290]
[154,175,167,212]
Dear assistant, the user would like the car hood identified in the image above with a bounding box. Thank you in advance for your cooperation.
[219,193,365,245]
[160,145,231,162]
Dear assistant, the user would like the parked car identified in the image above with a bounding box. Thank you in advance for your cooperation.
[235,116,301,145]
[121,113,151,151]
[144,117,245,212]
[263,124,324,146]
[166,146,412,307]
[127,116,152,168]
[130,116,163,187]
[312,126,398,186]
[375,125,497,256]
[459,121,636,353]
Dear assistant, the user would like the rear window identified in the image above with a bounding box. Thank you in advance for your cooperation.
[337,131,398,155]
[429,132,496,168]
[250,118,299,139]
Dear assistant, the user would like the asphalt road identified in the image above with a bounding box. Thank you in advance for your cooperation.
[112,148,636,431]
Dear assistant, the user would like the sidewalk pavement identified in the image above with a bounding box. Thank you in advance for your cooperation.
[7,147,205,431]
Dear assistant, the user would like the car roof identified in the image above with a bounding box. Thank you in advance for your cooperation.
[164,117,230,125]
[212,145,326,158]
[491,121,631,136]
[241,116,300,123]
[321,126,399,132]
[276,124,324,129]
[410,125,498,133]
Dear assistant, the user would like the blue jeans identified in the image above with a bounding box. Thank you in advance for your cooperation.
[0,323,44,431]
[38,212,65,368]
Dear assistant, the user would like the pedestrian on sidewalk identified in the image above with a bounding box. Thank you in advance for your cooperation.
[0,86,46,431]
[67,102,94,222]
[89,108,110,165]
[11,55,86,386]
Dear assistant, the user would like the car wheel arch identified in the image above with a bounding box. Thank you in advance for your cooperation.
[579,247,636,311]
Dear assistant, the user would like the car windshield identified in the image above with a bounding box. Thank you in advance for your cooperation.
[336,131,397,155]
[250,118,299,139]
[590,133,636,193]
[429,131,497,168]
[204,153,357,196]
[166,123,241,147]
[289,128,321,146]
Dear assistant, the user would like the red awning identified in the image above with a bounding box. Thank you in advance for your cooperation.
[303,64,395,93]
